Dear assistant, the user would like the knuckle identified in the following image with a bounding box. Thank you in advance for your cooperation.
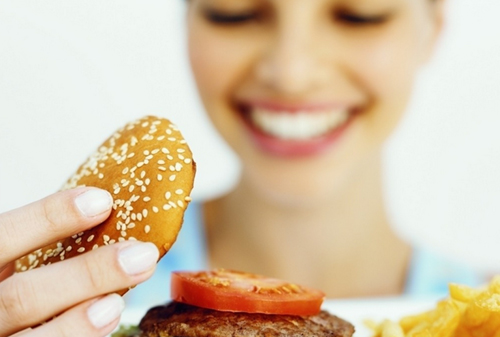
[0,275,37,326]
[82,252,110,291]
[40,195,67,235]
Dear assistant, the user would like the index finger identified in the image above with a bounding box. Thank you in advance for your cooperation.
[0,187,112,268]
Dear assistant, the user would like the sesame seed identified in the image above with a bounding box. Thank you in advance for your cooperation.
[169,174,176,181]
[143,196,151,202]
[143,150,150,155]
[158,166,166,171]
[66,246,72,252]
[77,247,85,253]
[161,148,169,154]
[185,196,192,202]
[145,225,151,234]
[165,191,171,199]
[122,167,129,174]
[158,159,165,165]
[175,189,183,195]
[184,158,192,164]
[75,238,82,244]
[98,173,104,179]
[152,206,159,213]
[129,185,135,192]
[141,186,146,193]
[167,155,174,160]
[177,149,185,153]
[177,200,184,208]
[87,235,95,242]
[104,235,110,242]
[175,163,183,171]
[168,201,177,208]
[128,237,137,241]
[141,171,146,178]
[163,204,172,210]
[143,209,148,218]
[93,244,99,250]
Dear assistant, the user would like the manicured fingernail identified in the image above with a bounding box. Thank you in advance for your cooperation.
[75,188,112,217]
[87,294,125,329]
[118,242,159,275]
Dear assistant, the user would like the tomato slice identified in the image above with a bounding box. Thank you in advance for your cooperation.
[170,269,325,316]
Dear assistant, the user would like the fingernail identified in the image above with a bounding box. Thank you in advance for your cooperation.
[87,293,125,329]
[118,242,159,275]
[75,188,112,217]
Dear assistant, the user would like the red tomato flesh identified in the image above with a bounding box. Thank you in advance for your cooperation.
[170,269,325,316]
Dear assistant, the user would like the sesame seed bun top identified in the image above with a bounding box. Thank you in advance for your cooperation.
[15,116,196,294]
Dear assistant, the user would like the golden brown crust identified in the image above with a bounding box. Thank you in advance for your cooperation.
[15,116,196,294]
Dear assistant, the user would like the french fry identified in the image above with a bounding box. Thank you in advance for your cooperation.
[464,297,492,328]
[449,283,482,303]
[488,276,500,294]
[369,277,500,337]
[380,320,405,337]
[399,311,432,333]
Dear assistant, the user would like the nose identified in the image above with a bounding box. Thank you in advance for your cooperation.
[255,21,329,95]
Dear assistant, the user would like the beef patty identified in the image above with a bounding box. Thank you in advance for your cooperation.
[139,301,355,337]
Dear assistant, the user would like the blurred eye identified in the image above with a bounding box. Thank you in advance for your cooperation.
[335,11,391,26]
[203,9,260,25]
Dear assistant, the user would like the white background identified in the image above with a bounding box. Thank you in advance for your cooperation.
[1,1,500,273]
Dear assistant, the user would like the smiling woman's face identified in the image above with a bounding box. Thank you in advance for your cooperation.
[187,0,443,204]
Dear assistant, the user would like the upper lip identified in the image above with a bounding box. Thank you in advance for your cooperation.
[236,99,355,113]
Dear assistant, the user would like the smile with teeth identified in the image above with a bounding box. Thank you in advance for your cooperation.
[249,107,350,140]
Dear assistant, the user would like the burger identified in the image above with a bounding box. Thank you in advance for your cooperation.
[113,269,355,337]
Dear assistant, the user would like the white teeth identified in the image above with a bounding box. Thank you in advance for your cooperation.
[250,108,349,140]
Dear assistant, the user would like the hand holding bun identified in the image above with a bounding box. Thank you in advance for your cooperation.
[16,116,196,292]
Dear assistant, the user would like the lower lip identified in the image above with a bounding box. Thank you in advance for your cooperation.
[241,111,355,157]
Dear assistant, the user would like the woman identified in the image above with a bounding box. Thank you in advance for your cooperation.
[0,0,474,335]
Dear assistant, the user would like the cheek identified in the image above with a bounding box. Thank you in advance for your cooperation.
[188,25,245,154]
[346,26,426,143]
[347,26,425,105]
[188,32,229,108]
[188,26,261,110]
